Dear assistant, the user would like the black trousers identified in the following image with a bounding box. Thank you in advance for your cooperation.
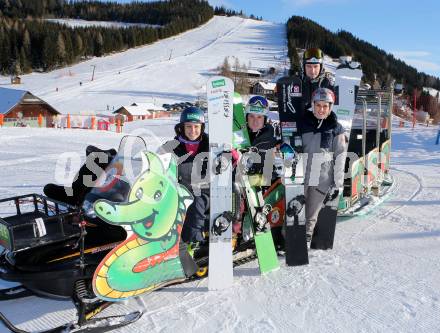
[181,191,210,243]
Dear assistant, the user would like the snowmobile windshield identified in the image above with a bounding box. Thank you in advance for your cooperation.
[82,136,148,218]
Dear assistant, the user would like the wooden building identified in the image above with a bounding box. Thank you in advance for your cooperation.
[11,76,21,85]
[114,102,167,122]
[252,81,276,100]
[0,87,60,127]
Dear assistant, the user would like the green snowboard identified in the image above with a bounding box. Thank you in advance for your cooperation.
[233,92,251,149]
[233,92,278,274]
[240,175,279,274]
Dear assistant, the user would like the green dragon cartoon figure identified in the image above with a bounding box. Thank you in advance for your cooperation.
[92,151,193,300]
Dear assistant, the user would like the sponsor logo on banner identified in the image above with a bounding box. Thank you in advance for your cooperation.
[208,95,224,102]
[336,109,351,116]
[187,114,202,121]
[223,91,231,117]
[212,79,226,88]
[290,84,302,97]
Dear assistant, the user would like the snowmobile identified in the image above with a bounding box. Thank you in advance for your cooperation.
[0,137,147,332]
[0,136,270,332]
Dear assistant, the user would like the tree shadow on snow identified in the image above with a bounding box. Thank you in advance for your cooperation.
[385,200,440,206]
[233,267,260,277]
[378,230,440,240]
[84,89,196,101]
[158,286,208,293]
[0,296,75,329]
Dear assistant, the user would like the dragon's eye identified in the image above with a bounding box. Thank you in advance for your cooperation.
[154,190,162,201]
[135,188,143,200]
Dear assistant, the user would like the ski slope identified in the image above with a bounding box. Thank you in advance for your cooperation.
[1,122,440,332]
[0,16,287,115]
[45,18,161,29]
[1,14,440,332]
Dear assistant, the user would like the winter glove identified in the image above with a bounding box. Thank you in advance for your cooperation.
[326,187,340,202]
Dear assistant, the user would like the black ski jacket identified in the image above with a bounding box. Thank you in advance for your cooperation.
[160,133,210,195]
[302,74,334,112]
[247,123,278,176]
[301,111,347,192]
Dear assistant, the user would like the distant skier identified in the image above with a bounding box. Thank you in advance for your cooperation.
[301,47,334,112]
[302,88,347,247]
[160,106,210,244]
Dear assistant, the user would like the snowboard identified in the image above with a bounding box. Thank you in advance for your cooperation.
[237,169,280,274]
[233,92,251,150]
[233,93,279,274]
[207,76,234,290]
[311,60,363,250]
[276,75,308,266]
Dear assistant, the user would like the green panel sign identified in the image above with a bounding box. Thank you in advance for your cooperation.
[336,109,350,116]
[212,79,226,88]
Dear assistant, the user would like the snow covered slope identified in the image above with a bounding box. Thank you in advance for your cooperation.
[1,123,440,332]
[1,14,440,332]
[0,16,287,114]
[45,18,161,29]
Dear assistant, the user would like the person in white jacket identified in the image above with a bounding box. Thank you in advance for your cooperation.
[301,88,347,245]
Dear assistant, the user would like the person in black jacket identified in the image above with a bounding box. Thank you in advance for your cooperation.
[302,88,347,246]
[301,48,335,112]
[245,95,278,176]
[160,107,210,243]
[244,96,285,249]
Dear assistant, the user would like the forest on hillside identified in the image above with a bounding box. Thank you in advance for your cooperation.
[286,16,440,92]
[0,0,213,74]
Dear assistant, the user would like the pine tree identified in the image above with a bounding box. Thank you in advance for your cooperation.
[220,56,231,77]
[56,32,66,64]
[73,32,83,59]
[94,31,104,57]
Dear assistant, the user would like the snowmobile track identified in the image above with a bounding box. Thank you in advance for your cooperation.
[378,167,424,219]
[344,167,423,246]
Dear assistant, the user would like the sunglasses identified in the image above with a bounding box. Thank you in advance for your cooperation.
[304,48,323,61]
[248,96,269,108]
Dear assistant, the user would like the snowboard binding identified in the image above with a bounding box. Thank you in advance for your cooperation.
[211,211,233,236]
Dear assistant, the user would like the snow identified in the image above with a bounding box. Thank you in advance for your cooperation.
[1,15,440,333]
[45,18,161,29]
[117,106,151,116]
[242,69,263,75]
[1,121,440,332]
[0,16,287,115]
[257,81,276,91]
[423,87,440,102]
[130,102,166,111]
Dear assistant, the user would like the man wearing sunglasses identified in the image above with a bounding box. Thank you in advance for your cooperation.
[302,47,334,112]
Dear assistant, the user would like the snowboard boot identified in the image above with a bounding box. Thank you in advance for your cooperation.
[306,233,312,250]
[187,241,209,260]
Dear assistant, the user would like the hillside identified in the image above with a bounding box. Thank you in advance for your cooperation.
[287,16,440,92]
[0,0,214,73]
[0,16,287,114]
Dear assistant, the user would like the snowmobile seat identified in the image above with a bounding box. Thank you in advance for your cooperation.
[44,145,117,206]
[0,194,79,252]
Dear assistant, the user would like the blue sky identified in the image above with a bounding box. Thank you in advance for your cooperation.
[116,0,440,78]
